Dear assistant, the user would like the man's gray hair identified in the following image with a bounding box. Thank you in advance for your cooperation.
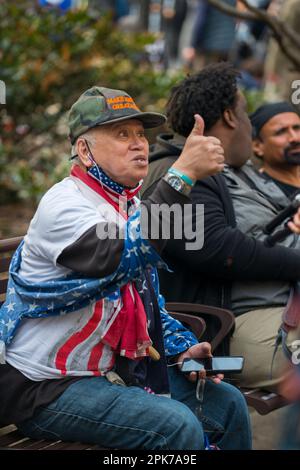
[71,130,97,162]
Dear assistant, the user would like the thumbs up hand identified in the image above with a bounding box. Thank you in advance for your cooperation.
[190,114,205,137]
[171,114,225,182]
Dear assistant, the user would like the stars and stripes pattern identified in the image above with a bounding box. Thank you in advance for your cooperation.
[88,162,142,199]
[0,165,198,377]
[0,207,166,364]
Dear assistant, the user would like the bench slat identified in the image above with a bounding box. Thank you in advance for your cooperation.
[0,257,11,273]
[0,430,24,446]
[9,438,48,450]
[241,388,290,415]
[0,278,8,295]
[38,440,72,450]
[0,237,23,253]
[3,432,102,450]
[45,441,93,450]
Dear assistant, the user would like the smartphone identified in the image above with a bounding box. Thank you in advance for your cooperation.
[181,356,244,375]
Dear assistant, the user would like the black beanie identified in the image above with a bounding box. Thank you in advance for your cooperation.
[250,102,298,138]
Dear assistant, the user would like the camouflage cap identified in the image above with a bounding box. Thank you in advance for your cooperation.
[68,86,166,144]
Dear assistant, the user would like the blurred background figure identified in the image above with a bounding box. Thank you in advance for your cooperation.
[161,0,188,69]
[39,0,87,10]
[114,0,131,21]
[237,58,264,91]
[234,0,271,63]
[39,0,72,9]
[234,0,271,91]
[182,0,237,69]
[135,0,189,71]
[264,0,300,105]
[88,0,130,23]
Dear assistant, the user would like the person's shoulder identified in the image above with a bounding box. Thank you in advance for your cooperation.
[40,176,76,198]
[35,177,93,228]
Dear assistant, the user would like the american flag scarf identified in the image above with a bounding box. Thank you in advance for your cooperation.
[0,167,167,364]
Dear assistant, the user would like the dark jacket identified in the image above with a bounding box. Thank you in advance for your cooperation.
[142,134,300,352]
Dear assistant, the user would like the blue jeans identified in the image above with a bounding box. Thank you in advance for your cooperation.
[18,367,251,450]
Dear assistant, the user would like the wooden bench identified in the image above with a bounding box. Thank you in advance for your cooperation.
[0,424,105,450]
[0,237,289,449]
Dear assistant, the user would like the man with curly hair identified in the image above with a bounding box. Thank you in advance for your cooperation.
[141,62,300,392]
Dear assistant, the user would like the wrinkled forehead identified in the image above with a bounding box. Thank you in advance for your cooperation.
[262,112,300,134]
[92,118,145,135]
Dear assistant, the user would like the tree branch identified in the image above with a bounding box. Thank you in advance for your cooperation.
[206,0,257,21]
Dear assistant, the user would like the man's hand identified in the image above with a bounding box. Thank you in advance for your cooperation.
[177,342,224,384]
[288,207,300,234]
[171,114,225,182]
[182,46,196,63]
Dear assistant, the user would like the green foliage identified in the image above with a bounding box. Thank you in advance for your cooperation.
[243,90,265,114]
[0,1,183,203]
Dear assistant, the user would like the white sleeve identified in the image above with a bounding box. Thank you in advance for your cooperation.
[26,180,106,266]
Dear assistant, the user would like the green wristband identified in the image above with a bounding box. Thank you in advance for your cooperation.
[168,168,195,186]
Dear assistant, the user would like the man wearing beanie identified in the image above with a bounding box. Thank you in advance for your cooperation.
[251,102,300,198]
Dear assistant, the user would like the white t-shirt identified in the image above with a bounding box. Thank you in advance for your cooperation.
[6,177,124,381]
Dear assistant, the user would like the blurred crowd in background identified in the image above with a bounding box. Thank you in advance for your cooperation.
[39,0,299,101]
[0,0,299,204]
[51,0,300,99]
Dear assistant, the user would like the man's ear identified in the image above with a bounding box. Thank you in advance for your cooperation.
[252,137,264,158]
[222,108,237,130]
[77,139,93,168]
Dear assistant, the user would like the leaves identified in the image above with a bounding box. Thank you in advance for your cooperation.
[0,2,182,202]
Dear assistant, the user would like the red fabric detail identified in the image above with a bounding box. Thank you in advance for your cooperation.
[55,301,103,375]
[71,165,141,219]
[87,340,104,374]
[71,165,125,216]
[102,284,151,360]
[283,285,300,329]
[54,166,151,375]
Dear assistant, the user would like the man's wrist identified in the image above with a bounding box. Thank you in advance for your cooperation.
[163,170,194,196]
[167,348,189,366]
[170,164,197,184]
[168,167,196,187]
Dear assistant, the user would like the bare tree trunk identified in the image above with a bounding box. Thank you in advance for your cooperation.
[139,0,151,30]
[207,0,300,71]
